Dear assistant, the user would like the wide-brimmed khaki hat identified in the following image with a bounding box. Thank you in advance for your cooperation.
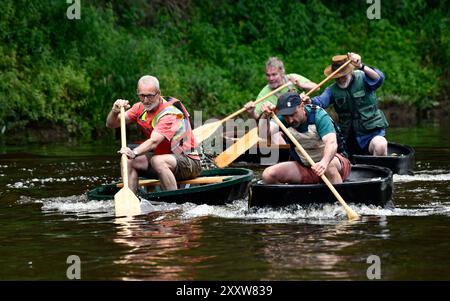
[323,55,354,78]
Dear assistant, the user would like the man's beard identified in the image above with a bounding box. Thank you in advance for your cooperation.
[337,76,351,89]
[289,121,301,128]
[286,119,301,128]
[144,101,159,112]
[269,82,279,89]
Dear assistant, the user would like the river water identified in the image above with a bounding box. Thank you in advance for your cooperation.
[0,127,449,281]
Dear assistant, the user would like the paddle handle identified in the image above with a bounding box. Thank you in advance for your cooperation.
[304,59,352,97]
[223,59,352,124]
[120,106,129,189]
[271,113,359,221]
[222,81,294,123]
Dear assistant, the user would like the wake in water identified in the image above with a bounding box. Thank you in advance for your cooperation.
[178,199,450,222]
[394,170,450,183]
[17,194,114,218]
[15,165,450,223]
[16,192,450,222]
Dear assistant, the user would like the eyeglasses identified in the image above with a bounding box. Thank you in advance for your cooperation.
[138,92,158,99]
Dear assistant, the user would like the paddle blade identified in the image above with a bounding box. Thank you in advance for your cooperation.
[192,120,223,144]
[214,127,260,168]
[347,210,360,222]
[114,187,141,217]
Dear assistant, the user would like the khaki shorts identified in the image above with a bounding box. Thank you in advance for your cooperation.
[173,153,202,180]
[139,153,202,180]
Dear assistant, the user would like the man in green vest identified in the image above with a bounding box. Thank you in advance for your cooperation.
[244,57,318,144]
[303,53,388,156]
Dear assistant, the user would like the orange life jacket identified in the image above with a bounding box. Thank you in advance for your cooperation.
[133,97,198,156]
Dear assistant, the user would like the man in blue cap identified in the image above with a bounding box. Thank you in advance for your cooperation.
[259,92,351,184]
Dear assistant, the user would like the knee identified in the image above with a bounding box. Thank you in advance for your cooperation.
[373,137,388,156]
[328,157,340,171]
[150,156,169,173]
[122,157,134,169]
[324,158,340,176]
[262,167,278,184]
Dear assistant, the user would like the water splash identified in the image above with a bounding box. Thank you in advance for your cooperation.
[179,199,450,222]
[394,170,450,183]
[18,194,114,218]
[18,195,450,223]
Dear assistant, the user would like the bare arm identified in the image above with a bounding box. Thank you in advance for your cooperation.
[106,110,125,128]
[120,130,166,159]
[311,132,337,177]
[361,65,380,80]
[298,81,319,92]
[244,101,261,120]
[135,131,165,155]
[348,52,380,80]
[260,101,276,118]
[288,75,320,93]
[106,99,131,128]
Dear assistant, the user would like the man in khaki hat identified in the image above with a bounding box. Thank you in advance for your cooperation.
[302,52,388,156]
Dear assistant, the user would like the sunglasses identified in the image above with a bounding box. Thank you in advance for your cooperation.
[138,92,158,99]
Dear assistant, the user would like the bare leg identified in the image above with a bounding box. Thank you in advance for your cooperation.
[123,155,150,193]
[368,136,388,156]
[324,157,343,184]
[263,157,344,185]
[262,161,305,184]
[150,154,178,191]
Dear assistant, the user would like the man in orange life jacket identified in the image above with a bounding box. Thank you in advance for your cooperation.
[106,75,201,192]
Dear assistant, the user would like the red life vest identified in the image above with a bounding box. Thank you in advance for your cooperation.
[131,97,198,156]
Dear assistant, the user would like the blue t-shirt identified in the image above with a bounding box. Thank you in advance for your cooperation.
[290,105,336,139]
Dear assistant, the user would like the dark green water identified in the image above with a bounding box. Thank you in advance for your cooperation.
[0,127,449,280]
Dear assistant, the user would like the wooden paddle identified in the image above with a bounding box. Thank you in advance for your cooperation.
[271,113,359,221]
[214,127,260,168]
[214,59,353,168]
[114,106,141,217]
[116,175,232,188]
[192,81,294,144]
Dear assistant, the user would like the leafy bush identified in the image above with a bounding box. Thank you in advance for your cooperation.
[0,0,448,142]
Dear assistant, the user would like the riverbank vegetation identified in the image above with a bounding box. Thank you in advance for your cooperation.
[1,0,448,142]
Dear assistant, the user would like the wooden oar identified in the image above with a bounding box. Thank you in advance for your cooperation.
[271,113,359,221]
[193,81,294,144]
[114,106,141,217]
[116,175,232,188]
[214,127,260,168]
[214,60,353,168]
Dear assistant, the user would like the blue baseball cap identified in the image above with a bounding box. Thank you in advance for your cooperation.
[277,92,301,115]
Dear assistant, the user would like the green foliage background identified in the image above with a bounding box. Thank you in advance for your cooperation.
[1,0,449,142]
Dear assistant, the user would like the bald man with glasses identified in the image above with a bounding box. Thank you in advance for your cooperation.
[106,75,201,192]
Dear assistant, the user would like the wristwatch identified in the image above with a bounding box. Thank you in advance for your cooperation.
[358,63,365,71]
[133,149,139,159]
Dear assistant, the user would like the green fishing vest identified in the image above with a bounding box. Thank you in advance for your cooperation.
[330,70,388,136]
